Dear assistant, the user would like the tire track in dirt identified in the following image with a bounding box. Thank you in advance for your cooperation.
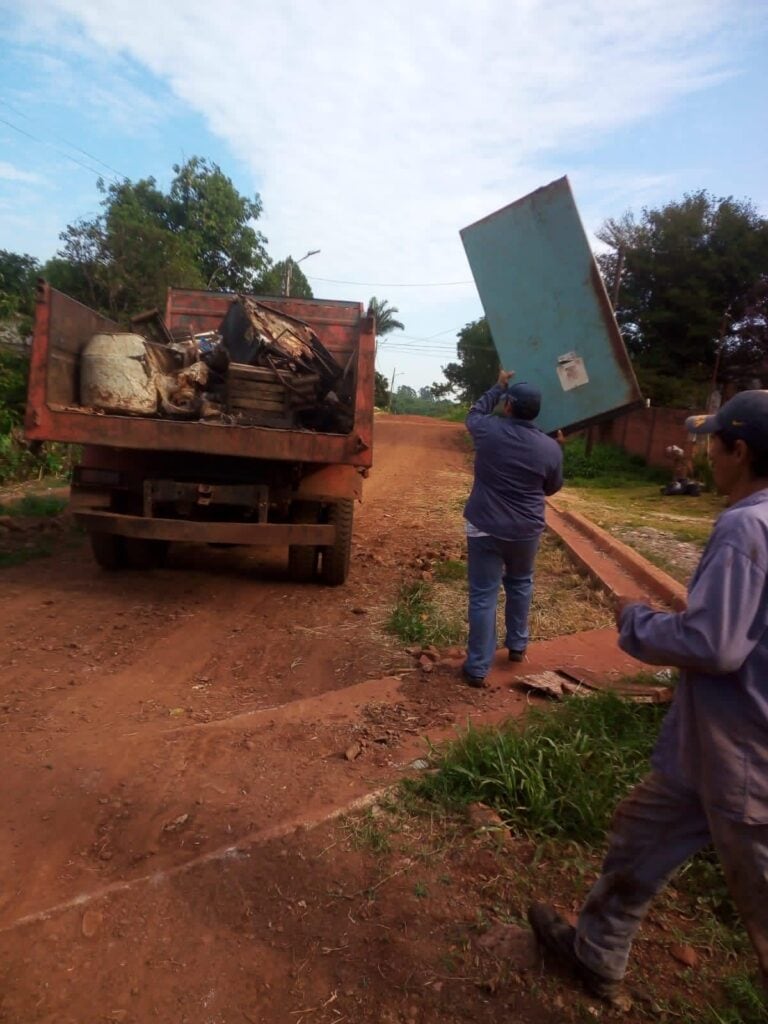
[0,417,471,928]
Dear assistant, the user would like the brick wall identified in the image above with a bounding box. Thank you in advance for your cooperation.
[601,406,696,469]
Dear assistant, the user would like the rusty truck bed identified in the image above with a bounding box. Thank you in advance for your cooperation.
[25,284,375,468]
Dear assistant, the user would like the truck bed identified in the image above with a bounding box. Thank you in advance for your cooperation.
[25,284,375,467]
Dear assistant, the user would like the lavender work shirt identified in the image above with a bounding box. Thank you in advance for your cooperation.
[619,489,768,824]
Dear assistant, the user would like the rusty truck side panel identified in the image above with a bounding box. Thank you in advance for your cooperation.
[25,283,375,468]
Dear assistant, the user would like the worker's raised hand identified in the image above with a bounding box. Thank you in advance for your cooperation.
[497,369,515,388]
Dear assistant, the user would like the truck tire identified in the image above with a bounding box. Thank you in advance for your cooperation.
[319,499,354,586]
[89,531,126,570]
[288,501,320,583]
[123,537,170,569]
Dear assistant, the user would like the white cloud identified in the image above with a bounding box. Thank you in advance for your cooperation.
[0,160,44,184]
[3,0,762,384]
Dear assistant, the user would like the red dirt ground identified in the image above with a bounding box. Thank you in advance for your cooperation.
[0,417,675,1023]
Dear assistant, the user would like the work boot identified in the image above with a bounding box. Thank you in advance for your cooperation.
[527,903,622,1003]
[508,649,525,663]
[461,668,487,689]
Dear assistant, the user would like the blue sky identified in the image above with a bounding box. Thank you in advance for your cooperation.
[1,0,766,390]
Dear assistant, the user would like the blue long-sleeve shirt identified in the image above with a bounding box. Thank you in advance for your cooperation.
[619,488,768,824]
[463,384,563,540]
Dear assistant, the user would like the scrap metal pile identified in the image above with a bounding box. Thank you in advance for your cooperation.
[81,296,354,434]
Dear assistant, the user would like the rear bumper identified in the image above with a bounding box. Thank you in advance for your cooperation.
[75,511,336,547]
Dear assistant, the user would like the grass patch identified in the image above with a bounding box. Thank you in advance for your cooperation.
[407,693,664,844]
[343,809,393,854]
[0,542,54,568]
[529,535,613,639]
[672,971,767,1023]
[0,494,67,517]
[563,437,668,488]
[387,580,463,646]
[433,558,466,582]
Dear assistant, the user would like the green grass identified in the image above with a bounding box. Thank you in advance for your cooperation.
[0,542,54,568]
[407,693,665,844]
[672,971,767,1023]
[0,494,67,517]
[387,580,463,647]
[343,809,393,854]
[433,558,466,583]
[563,437,668,488]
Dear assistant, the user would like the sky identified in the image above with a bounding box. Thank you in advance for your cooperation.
[0,0,766,391]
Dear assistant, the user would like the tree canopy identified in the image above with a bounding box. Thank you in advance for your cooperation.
[0,250,40,323]
[53,158,269,319]
[598,191,768,404]
[256,259,314,299]
[374,370,390,408]
[431,318,499,403]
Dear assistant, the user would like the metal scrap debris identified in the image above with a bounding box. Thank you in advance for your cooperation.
[84,296,354,434]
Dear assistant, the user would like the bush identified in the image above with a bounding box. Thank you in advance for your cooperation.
[563,436,667,487]
[0,431,78,485]
[0,349,28,433]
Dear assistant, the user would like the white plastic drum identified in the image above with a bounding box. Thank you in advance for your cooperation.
[80,333,157,415]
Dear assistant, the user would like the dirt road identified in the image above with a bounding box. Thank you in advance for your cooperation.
[0,416,645,1023]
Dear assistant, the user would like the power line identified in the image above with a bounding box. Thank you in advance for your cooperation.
[308,274,474,287]
[0,114,123,184]
[0,99,129,181]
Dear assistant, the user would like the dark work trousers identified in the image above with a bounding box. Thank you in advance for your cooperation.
[575,771,768,988]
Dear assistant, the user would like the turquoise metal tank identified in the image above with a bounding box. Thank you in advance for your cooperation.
[460,176,642,434]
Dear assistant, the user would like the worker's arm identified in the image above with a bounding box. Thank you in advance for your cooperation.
[466,370,512,437]
[618,542,765,674]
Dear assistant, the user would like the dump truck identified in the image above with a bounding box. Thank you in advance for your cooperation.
[24,283,375,585]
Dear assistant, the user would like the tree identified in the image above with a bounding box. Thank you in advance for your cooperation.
[374,370,390,408]
[597,191,768,404]
[418,386,434,402]
[55,158,269,319]
[0,250,40,321]
[256,259,313,298]
[168,157,268,291]
[431,318,499,403]
[367,297,404,337]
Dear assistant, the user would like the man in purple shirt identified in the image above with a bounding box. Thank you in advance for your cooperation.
[462,370,563,686]
[528,390,768,1004]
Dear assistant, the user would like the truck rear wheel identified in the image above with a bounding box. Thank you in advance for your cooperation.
[123,537,170,569]
[89,531,126,570]
[319,499,354,586]
[288,501,320,583]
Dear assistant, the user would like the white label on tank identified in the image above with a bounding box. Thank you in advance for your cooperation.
[556,352,589,391]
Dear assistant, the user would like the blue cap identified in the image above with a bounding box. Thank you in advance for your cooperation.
[505,381,541,420]
[686,390,768,450]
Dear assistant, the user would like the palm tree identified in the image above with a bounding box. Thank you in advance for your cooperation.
[367,296,404,337]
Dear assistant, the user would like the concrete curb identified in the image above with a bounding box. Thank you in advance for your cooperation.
[547,502,687,611]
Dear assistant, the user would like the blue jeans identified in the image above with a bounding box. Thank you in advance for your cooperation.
[463,533,540,679]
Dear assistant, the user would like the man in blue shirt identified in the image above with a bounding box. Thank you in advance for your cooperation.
[528,390,768,1004]
[462,370,563,686]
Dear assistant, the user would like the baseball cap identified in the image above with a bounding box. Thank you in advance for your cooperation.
[505,381,541,420]
[686,390,768,450]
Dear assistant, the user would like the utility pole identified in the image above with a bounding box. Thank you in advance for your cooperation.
[388,367,401,413]
[282,249,321,297]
